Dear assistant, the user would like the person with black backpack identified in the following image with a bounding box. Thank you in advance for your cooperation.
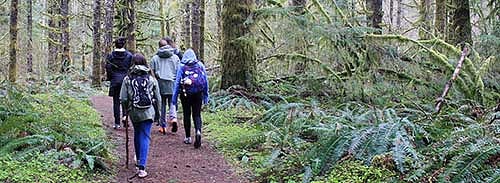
[120,53,161,178]
[105,37,133,129]
[171,49,209,148]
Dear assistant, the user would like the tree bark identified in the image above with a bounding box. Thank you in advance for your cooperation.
[92,0,102,86]
[396,0,402,32]
[191,0,201,58]
[104,0,115,79]
[366,0,383,33]
[221,0,257,90]
[47,0,60,72]
[290,0,308,74]
[159,0,166,38]
[126,0,136,53]
[27,0,33,73]
[418,0,432,39]
[434,0,446,39]
[182,2,191,49]
[9,0,19,83]
[435,47,469,113]
[449,0,473,46]
[60,0,71,73]
[199,0,205,61]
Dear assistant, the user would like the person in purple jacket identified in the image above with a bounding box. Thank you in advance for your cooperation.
[105,37,133,129]
[171,49,209,148]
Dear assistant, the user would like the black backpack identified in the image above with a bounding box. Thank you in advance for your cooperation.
[130,74,153,109]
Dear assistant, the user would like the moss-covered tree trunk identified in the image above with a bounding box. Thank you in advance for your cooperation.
[290,0,308,74]
[182,2,191,49]
[60,0,71,73]
[159,0,166,38]
[104,0,115,79]
[126,0,136,53]
[434,0,446,39]
[9,0,19,83]
[220,0,257,90]
[27,0,33,73]
[366,0,383,33]
[191,0,201,57]
[199,0,205,61]
[47,0,60,72]
[449,0,472,46]
[92,0,102,86]
[418,0,431,39]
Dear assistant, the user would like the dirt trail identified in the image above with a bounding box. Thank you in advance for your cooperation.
[90,96,245,183]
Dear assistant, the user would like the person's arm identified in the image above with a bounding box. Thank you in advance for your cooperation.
[171,65,184,106]
[201,63,209,105]
[152,77,161,122]
[120,77,130,116]
[150,57,159,78]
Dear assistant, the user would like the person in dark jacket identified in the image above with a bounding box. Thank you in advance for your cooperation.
[105,37,133,129]
[162,36,183,60]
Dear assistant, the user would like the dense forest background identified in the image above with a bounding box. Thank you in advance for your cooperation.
[0,0,499,182]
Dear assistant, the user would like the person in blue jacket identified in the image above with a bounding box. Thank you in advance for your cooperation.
[105,37,132,129]
[171,49,209,148]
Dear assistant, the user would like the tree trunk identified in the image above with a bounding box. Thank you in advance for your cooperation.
[449,0,472,46]
[104,0,115,79]
[418,0,432,39]
[216,0,222,53]
[159,0,166,38]
[47,0,60,72]
[290,0,308,74]
[182,2,191,49]
[366,0,383,33]
[9,0,19,83]
[126,0,136,53]
[434,0,446,39]
[199,0,205,61]
[27,0,33,73]
[396,0,402,31]
[92,0,102,86]
[60,0,71,73]
[221,0,257,90]
[191,0,201,58]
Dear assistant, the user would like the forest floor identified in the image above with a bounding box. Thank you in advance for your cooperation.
[90,96,246,183]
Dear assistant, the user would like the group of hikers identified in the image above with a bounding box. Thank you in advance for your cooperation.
[105,37,209,178]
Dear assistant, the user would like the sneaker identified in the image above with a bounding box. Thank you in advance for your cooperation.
[138,169,147,178]
[194,130,201,148]
[113,124,121,129]
[171,119,178,133]
[158,127,167,135]
[184,137,192,144]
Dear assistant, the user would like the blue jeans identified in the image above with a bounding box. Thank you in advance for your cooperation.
[133,119,153,169]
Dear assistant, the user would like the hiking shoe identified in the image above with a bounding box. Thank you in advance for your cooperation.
[184,137,192,144]
[138,170,147,178]
[171,120,178,133]
[194,130,201,148]
[113,124,121,129]
[158,127,167,135]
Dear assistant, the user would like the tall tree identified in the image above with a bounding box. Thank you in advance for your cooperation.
[396,0,402,31]
[126,0,136,53]
[366,0,383,33]
[418,0,432,39]
[159,0,166,38]
[9,0,19,83]
[449,0,472,45]
[434,0,446,39]
[191,0,201,58]
[182,2,191,49]
[27,0,33,73]
[60,0,71,72]
[47,0,60,72]
[221,0,257,90]
[199,0,205,61]
[104,0,115,78]
[92,0,102,86]
[290,0,308,74]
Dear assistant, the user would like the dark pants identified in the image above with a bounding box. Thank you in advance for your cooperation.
[110,85,123,125]
[160,94,175,128]
[180,92,203,138]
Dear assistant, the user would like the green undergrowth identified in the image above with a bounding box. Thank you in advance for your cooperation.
[311,160,395,183]
[0,84,111,182]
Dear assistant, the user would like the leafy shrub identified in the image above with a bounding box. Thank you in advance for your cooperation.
[311,160,395,183]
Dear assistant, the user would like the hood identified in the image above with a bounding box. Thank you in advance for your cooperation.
[130,65,151,75]
[111,49,130,60]
[181,49,198,65]
[157,45,174,58]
